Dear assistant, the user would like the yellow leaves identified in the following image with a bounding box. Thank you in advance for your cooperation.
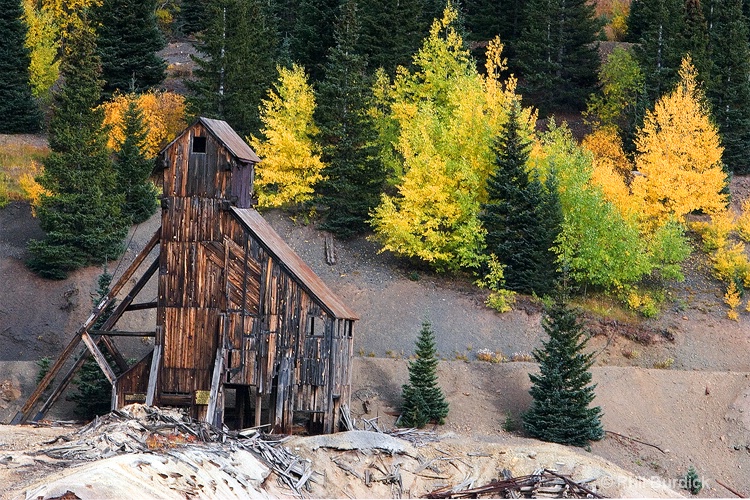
[22,0,60,101]
[692,210,736,252]
[100,92,187,157]
[712,242,750,286]
[737,199,750,242]
[633,57,728,228]
[19,161,49,216]
[251,64,324,209]
[582,128,637,219]
[724,281,742,321]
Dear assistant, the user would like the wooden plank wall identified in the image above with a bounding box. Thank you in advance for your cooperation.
[156,124,352,432]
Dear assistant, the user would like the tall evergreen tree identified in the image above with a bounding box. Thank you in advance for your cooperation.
[400,321,449,428]
[680,0,710,83]
[316,0,385,237]
[290,0,339,82]
[0,0,41,133]
[705,0,750,174]
[480,104,561,295]
[628,0,685,105]
[463,0,526,71]
[27,16,128,280]
[181,0,208,35]
[515,0,601,113]
[358,0,435,74]
[94,0,166,97]
[115,97,159,224]
[188,0,278,137]
[522,293,604,447]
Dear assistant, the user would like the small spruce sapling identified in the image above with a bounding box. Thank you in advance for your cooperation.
[400,321,449,428]
[522,291,604,446]
[684,466,702,495]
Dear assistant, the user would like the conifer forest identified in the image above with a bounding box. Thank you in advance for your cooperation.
[4,0,750,318]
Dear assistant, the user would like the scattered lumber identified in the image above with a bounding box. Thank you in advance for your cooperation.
[424,469,605,499]
[325,233,336,265]
[30,404,315,496]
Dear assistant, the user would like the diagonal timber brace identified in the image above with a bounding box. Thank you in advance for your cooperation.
[10,229,160,425]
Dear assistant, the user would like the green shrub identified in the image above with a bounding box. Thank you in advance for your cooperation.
[684,466,702,495]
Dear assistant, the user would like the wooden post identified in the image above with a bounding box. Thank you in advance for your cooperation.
[11,229,160,425]
[255,388,262,427]
[145,343,162,406]
[81,331,117,385]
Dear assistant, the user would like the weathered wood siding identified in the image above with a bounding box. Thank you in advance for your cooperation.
[221,212,354,432]
[151,118,353,432]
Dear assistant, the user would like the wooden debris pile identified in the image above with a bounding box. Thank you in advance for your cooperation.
[31,404,315,495]
[424,468,604,499]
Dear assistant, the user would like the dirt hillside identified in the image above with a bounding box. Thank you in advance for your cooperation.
[1,166,749,497]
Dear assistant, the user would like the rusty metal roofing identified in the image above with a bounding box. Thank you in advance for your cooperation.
[198,117,261,164]
[231,207,359,320]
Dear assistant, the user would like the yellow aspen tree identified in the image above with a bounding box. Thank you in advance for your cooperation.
[100,91,186,157]
[581,127,638,219]
[251,64,325,209]
[370,7,530,271]
[632,56,728,228]
[22,0,60,102]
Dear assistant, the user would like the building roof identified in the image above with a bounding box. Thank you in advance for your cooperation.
[231,207,359,320]
[199,117,261,164]
[159,117,261,164]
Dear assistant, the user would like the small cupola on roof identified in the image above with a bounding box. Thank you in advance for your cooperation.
[159,117,260,208]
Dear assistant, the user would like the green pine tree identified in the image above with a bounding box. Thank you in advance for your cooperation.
[480,104,561,296]
[705,0,750,174]
[115,97,159,224]
[358,0,434,74]
[0,0,41,133]
[400,321,449,428]
[289,0,339,82]
[463,0,526,72]
[523,293,604,447]
[187,0,279,137]
[94,0,166,97]
[181,0,208,35]
[680,0,710,84]
[515,0,602,113]
[27,16,128,280]
[315,0,385,238]
[629,0,685,106]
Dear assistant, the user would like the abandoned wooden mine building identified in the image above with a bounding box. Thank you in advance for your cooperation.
[13,117,358,434]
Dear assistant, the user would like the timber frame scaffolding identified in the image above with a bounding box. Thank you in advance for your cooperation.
[12,117,358,434]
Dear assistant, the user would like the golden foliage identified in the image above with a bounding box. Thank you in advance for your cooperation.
[22,0,60,101]
[632,57,728,228]
[251,64,325,208]
[691,211,736,252]
[100,92,187,157]
[712,242,750,286]
[724,281,742,321]
[582,128,637,218]
[737,198,750,242]
[18,161,49,216]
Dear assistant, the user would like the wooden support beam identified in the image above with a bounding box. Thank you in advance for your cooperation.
[206,346,225,426]
[99,335,129,373]
[30,344,95,423]
[89,330,156,337]
[145,344,161,406]
[81,331,117,385]
[98,257,160,333]
[11,228,160,425]
[124,301,158,311]
[109,228,160,299]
